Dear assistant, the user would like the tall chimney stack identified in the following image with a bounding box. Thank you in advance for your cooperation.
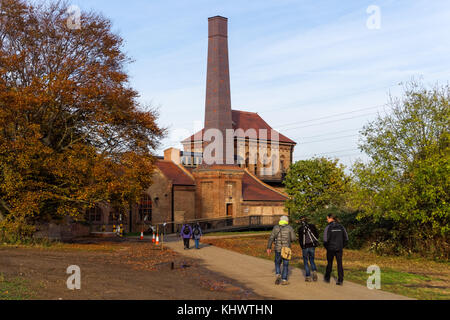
[204,16,233,164]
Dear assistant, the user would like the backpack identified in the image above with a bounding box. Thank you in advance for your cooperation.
[183,226,190,235]
[327,222,346,250]
[302,224,319,247]
[193,226,200,236]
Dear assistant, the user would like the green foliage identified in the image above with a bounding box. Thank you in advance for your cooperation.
[283,157,351,215]
[353,81,450,258]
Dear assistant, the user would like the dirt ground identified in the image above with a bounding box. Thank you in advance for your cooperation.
[0,238,266,300]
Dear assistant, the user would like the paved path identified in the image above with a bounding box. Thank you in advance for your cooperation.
[165,237,412,300]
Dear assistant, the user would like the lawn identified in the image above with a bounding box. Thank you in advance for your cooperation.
[0,273,35,300]
[203,230,272,237]
[203,234,450,300]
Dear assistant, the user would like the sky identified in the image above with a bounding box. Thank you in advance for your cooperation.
[67,0,450,168]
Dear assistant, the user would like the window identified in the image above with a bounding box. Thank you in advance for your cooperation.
[110,206,125,223]
[87,205,102,223]
[280,155,286,173]
[138,194,152,222]
[227,183,234,198]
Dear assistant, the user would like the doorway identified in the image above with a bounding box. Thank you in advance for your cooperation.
[226,203,233,226]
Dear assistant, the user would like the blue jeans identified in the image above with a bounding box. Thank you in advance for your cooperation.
[302,247,317,277]
[194,239,200,249]
[274,251,289,280]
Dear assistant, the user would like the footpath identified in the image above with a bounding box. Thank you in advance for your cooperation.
[164,235,412,300]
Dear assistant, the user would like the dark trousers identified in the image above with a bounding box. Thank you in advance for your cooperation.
[183,238,190,249]
[325,249,344,282]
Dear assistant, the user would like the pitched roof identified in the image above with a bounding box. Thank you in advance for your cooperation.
[242,170,288,201]
[155,160,195,186]
[182,110,296,144]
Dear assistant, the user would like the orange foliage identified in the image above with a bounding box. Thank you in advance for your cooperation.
[0,0,165,236]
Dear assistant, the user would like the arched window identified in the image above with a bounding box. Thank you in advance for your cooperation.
[280,155,286,173]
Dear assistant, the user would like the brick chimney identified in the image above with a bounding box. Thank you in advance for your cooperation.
[164,147,181,165]
[204,16,233,164]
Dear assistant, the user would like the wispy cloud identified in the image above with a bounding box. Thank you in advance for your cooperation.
[70,0,450,166]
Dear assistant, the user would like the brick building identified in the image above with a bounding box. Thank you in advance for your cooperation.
[82,16,296,235]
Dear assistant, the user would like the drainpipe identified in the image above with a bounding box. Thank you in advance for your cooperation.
[171,184,174,233]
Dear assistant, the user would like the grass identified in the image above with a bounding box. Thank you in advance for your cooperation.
[204,235,450,300]
[0,273,35,300]
[0,240,119,252]
[203,230,272,237]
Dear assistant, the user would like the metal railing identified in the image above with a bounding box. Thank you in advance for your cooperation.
[149,215,284,235]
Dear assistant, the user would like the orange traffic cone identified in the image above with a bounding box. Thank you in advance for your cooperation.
[140,231,144,240]
[152,232,155,243]
[155,233,159,245]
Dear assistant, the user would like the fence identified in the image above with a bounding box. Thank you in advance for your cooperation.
[147,215,284,235]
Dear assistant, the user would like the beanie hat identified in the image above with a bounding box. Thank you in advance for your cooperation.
[279,215,289,225]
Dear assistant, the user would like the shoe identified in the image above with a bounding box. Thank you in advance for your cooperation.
[281,280,289,285]
[312,271,318,281]
[305,276,312,282]
[275,274,281,285]
[324,277,330,283]
[336,281,343,286]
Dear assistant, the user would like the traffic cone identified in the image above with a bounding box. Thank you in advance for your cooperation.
[140,231,144,240]
[156,233,159,245]
[152,232,155,243]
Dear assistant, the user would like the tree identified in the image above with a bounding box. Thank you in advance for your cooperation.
[283,157,351,221]
[352,81,449,256]
[0,0,165,238]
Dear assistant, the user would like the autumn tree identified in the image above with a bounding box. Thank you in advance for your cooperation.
[0,0,165,239]
[352,81,449,257]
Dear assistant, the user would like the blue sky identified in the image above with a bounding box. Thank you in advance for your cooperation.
[69,0,450,167]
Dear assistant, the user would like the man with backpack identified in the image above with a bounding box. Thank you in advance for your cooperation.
[297,216,320,282]
[180,223,192,249]
[192,223,202,249]
[323,213,349,285]
[266,215,297,285]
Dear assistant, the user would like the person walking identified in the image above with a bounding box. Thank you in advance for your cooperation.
[323,213,349,285]
[298,216,320,282]
[267,215,297,285]
[180,223,192,249]
[192,223,202,249]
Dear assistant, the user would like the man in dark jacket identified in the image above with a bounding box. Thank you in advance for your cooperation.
[297,216,319,282]
[323,214,349,285]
